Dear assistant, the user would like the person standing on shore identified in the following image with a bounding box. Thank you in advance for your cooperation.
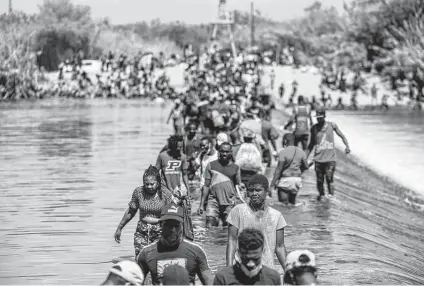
[306,107,350,200]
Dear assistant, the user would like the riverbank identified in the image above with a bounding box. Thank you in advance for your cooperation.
[267,65,424,206]
[268,65,415,108]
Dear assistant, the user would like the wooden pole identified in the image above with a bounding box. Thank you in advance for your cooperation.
[250,1,255,48]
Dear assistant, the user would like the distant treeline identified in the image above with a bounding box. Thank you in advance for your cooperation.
[1,0,424,80]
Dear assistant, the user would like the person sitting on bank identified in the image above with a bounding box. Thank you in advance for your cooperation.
[270,133,310,205]
[283,250,318,285]
[213,228,281,285]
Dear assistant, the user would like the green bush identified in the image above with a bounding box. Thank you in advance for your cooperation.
[34,28,91,71]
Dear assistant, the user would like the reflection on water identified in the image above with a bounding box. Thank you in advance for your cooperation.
[1,100,424,284]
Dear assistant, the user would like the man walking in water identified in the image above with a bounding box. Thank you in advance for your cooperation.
[306,107,350,200]
[284,95,313,151]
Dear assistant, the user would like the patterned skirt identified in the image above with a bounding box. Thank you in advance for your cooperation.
[134,223,161,258]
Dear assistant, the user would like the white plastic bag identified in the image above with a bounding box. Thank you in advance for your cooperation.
[235,143,263,173]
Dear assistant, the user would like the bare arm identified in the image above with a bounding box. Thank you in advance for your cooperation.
[300,153,310,172]
[136,252,149,285]
[270,160,284,190]
[275,228,287,271]
[333,123,350,152]
[199,269,214,285]
[283,115,294,130]
[199,184,210,208]
[305,127,316,159]
[114,207,137,243]
[116,207,137,232]
[166,106,175,124]
[226,225,239,266]
[308,111,313,128]
[270,138,278,152]
[199,163,212,212]
[182,173,190,197]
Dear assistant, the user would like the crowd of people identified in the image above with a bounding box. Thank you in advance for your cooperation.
[319,64,423,111]
[104,45,356,285]
[54,50,175,99]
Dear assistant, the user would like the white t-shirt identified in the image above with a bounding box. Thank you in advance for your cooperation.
[227,203,287,268]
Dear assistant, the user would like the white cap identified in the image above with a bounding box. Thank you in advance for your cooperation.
[285,250,316,272]
[216,132,229,146]
[108,260,144,286]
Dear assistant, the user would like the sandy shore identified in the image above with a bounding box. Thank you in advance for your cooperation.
[266,65,411,108]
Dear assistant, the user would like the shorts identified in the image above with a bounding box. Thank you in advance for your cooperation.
[206,196,233,222]
[277,177,302,194]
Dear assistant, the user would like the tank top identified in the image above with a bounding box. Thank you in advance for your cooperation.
[314,122,336,162]
[294,105,310,135]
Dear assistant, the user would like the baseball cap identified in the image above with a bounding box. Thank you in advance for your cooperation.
[162,264,190,285]
[160,203,184,223]
[108,260,144,286]
[216,132,229,146]
[285,250,316,272]
[315,106,326,118]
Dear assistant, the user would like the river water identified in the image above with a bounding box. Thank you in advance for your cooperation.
[1,97,424,284]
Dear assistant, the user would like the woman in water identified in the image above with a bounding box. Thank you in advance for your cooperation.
[114,165,174,257]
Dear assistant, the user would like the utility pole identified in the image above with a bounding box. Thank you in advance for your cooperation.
[211,0,237,58]
[250,1,255,48]
[8,0,12,14]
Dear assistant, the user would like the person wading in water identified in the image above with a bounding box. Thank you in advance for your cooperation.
[284,95,313,151]
[283,250,318,286]
[270,133,310,205]
[114,166,173,257]
[226,174,287,271]
[198,142,244,228]
[306,107,351,200]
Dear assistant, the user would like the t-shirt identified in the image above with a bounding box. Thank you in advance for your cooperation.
[156,151,189,193]
[227,203,287,268]
[137,239,211,285]
[277,146,309,178]
[213,264,281,285]
[195,151,219,187]
[184,135,202,159]
[129,187,173,233]
[204,160,241,206]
